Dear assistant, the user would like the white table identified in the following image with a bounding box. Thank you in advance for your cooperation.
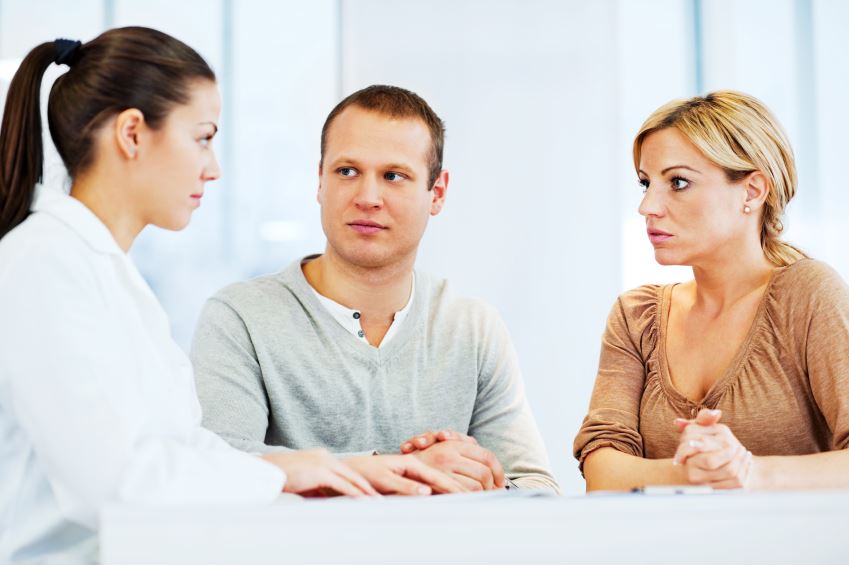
[101,490,849,564]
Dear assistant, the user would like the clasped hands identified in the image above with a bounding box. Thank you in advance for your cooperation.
[260,428,504,498]
[672,408,756,489]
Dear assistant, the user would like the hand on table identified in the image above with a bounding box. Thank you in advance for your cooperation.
[344,454,466,496]
[672,408,756,489]
[400,429,478,453]
[261,449,377,497]
[406,439,505,491]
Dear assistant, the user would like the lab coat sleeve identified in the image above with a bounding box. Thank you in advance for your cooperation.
[0,245,284,530]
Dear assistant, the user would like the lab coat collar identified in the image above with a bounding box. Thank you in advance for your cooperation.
[32,187,126,257]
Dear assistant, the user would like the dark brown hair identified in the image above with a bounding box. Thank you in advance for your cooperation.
[0,26,215,238]
[320,84,445,189]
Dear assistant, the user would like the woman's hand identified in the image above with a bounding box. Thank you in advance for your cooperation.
[261,449,378,497]
[345,454,466,495]
[672,409,757,489]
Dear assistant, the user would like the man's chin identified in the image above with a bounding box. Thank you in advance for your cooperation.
[337,249,395,269]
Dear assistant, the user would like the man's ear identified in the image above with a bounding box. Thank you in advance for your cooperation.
[113,108,145,160]
[430,170,449,216]
[316,161,324,204]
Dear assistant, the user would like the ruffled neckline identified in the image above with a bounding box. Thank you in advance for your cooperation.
[652,263,792,413]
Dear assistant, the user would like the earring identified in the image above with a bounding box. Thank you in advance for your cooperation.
[743,205,751,214]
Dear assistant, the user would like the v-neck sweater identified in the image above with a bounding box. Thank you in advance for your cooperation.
[574,259,849,470]
[192,257,558,491]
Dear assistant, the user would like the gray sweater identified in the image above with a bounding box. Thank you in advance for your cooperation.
[191,258,559,492]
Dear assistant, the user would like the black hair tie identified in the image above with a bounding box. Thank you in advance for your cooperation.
[54,39,82,66]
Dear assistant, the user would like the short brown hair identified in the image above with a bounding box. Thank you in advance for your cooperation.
[320,84,445,189]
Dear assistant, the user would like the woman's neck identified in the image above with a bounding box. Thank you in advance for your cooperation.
[69,170,144,253]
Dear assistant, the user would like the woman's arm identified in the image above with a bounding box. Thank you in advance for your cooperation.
[753,451,849,489]
[583,447,687,492]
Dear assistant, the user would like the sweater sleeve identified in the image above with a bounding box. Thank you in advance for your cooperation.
[573,286,659,473]
[192,295,290,455]
[799,261,849,450]
[469,305,560,493]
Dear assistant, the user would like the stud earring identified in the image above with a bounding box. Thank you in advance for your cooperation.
[743,205,751,214]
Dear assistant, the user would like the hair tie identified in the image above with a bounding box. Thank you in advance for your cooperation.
[54,39,82,67]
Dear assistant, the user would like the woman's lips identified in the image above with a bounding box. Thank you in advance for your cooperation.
[647,228,673,245]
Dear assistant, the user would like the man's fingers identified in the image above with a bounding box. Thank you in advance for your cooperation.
[436,430,477,444]
[401,458,467,494]
[453,443,505,487]
[400,431,439,453]
[451,473,483,492]
[447,457,497,490]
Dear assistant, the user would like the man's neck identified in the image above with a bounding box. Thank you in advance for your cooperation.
[302,247,414,325]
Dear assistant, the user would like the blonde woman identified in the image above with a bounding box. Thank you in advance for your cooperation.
[574,91,849,491]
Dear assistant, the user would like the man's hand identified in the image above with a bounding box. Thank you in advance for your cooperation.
[399,429,478,454]
[261,449,377,497]
[410,440,506,491]
[345,454,467,495]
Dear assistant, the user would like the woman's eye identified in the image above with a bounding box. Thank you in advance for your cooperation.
[384,171,406,182]
[337,167,358,177]
[199,136,212,148]
[671,177,690,191]
[638,178,649,193]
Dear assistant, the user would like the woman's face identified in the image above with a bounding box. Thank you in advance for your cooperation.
[637,127,750,267]
[137,80,221,231]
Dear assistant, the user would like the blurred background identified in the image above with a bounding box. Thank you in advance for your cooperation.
[1,0,847,494]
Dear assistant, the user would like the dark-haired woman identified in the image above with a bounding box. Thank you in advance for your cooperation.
[0,28,458,563]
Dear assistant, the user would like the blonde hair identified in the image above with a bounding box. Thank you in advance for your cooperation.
[633,90,807,267]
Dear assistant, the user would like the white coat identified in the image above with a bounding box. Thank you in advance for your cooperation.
[0,190,284,563]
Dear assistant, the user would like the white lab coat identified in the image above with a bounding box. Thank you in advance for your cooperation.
[0,190,285,563]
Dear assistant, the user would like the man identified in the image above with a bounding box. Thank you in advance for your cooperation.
[192,85,558,493]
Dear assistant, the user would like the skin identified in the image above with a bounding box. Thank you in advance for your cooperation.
[302,105,504,491]
[72,80,223,251]
[584,127,849,491]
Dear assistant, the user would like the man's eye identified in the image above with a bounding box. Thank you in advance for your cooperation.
[384,172,406,182]
[337,167,358,177]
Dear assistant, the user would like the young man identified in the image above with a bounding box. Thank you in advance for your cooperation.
[192,85,558,493]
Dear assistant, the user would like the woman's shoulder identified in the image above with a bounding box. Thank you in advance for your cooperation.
[772,258,849,303]
[606,283,667,339]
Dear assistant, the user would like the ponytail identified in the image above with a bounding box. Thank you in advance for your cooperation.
[1,27,215,240]
[0,42,56,238]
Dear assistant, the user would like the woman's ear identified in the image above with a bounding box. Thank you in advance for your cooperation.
[113,108,145,160]
[744,171,770,211]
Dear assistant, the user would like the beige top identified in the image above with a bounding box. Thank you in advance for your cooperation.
[574,259,849,471]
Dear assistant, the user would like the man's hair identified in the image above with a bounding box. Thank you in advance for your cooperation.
[320,84,445,189]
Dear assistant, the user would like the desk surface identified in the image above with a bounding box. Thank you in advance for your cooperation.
[101,490,849,565]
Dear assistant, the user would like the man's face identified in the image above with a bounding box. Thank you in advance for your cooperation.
[318,105,447,269]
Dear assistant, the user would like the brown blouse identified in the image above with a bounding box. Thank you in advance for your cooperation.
[574,259,849,471]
